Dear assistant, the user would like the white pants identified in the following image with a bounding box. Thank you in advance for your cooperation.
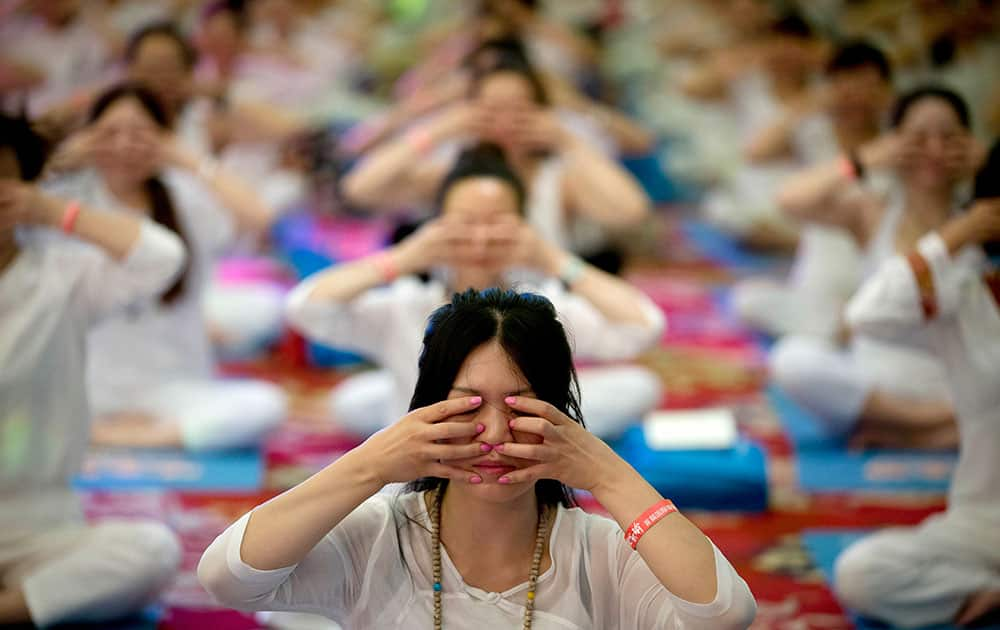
[130,379,287,451]
[770,335,951,436]
[204,281,287,360]
[0,520,180,627]
[329,366,662,440]
[834,513,1000,628]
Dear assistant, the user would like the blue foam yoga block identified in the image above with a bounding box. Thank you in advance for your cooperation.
[610,425,768,512]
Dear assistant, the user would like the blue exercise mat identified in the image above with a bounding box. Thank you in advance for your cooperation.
[768,386,956,493]
[73,448,263,492]
[610,425,768,512]
[802,530,1000,630]
[680,219,785,272]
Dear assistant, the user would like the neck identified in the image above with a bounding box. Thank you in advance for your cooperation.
[902,185,954,231]
[0,236,19,276]
[104,173,148,211]
[438,485,541,571]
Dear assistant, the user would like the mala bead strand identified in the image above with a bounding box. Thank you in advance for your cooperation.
[430,487,549,630]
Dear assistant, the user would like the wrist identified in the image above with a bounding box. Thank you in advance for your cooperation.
[390,241,423,276]
[32,192,65,227]
[333,447,386,494]
[939,213,977,255]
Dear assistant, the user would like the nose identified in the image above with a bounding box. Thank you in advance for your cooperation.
[477,401,513,446]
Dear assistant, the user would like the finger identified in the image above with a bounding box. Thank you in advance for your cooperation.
[417,396,482,423]
[504,396,567,424]
[426,420,485,441]
[427,441,488,461]
[505,416,556,438]
[497,464,548,485]
[495,441,552,461]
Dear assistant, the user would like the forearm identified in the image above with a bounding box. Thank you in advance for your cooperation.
[776,158,849,220]
[173,150,276,232]
[562,136,650,227]
[593,460,718,604]
[545,247,658,327]
[293,245,411,304]
[341,134,427,208]
[36,193,140,259]
[587,104,655,155]
[744,117,796,164]
[240,448,383,570]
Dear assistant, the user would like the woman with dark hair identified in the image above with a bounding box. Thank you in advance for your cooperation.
[771,86,984,449]
[287,143,663,440]
[199,287,756,629]
[341,54,650,262]
[0,112,184,626]
[835,140,1000,627]
[44,82,286,451]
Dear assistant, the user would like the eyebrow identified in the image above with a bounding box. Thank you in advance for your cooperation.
[451,386,534,396]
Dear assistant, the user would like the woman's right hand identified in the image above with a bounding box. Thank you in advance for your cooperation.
[360,396,488,485]
[47,127,101,173]
[426,101,492,144]
[393,218,471,273]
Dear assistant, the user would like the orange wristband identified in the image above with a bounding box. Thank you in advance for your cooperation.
[625,499,677,550]
[838,155,857,181]
[371,252,399,283]
[406,128,434,156]
[61,201,81,233]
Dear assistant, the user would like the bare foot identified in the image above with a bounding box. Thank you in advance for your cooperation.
[91,412,184,449]
[956,589,1000,627]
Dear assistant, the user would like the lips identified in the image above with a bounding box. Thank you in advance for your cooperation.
[473,464,517,477]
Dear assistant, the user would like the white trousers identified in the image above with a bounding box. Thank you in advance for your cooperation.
[834,513,1000,628]
[0,520,180,627]
[732,279,844,339]
[204,281,287,359]
[329,365,663,440]
[126,379,287,451]
[770,335,951,436]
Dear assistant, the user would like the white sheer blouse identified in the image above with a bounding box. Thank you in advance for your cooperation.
[198,492,756,629]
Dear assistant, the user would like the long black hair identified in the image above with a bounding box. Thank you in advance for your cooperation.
[433,142,526,214]
[0,112,50,181]
[125,21,197,70]
[405,288,583,509]
[973,139,1000,258]
[88,82,191,305]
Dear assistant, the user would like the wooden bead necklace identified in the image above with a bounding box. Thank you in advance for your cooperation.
[429,487,550,629]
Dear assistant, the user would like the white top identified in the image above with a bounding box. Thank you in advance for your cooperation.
[846,233,1000,553]
[198,491,756,629]
[43,169,235,413]
[286,275,665,423]
[0,221,185,536]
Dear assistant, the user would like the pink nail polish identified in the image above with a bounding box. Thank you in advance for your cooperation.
[495,443,504,451]
[476,423,485,433]
[508,419,516,428]
[470,475,483,484]
[480,443,492,452]
[498,476,511,484]
[505,396,516,405]
[470,396,482,405]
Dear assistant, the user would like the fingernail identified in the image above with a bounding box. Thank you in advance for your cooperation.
[508,419,515,428]
[505,396,516,405]
[470,396,482,405]
[476,423,485,433]
[498,476,511,484]
[469,475,483,484]
[480,443,492,452]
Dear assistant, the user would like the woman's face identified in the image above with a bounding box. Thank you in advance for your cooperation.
[199,12,242,60]
[474,71,539,148]
[129,35,192,111]
[440,176,521,288]
[90,98,162,184]
[897,97,969,190]
[443,340,545,504]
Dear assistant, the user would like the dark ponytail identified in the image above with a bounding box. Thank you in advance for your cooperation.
[88,82,191,305]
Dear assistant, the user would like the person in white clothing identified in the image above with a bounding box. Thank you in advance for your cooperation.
[341,53,650,266]
[0,112,184,627]
[834,142,1000,628]
[46,82,287,452]
[288,143,664,440]
[732,41,893,340]
[770,87,983,449]
[198,287,756,629]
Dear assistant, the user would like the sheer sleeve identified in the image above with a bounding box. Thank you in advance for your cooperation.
[198,494,410,621]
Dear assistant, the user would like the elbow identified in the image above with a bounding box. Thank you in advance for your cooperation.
[196,546,246,609]
[615,189,653,227]
[340,172,378,209]
[775,186,808,220]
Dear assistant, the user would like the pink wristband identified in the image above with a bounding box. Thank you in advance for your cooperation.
[371,252,399,283]
[625,499,677,550]
[406,128,434,156]
[61,201,81,233]
[838,154,857,181]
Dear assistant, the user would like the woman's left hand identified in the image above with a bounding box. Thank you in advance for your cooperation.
[493,396,623,492]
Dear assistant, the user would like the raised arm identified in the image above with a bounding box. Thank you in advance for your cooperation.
[198,398,486,608]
